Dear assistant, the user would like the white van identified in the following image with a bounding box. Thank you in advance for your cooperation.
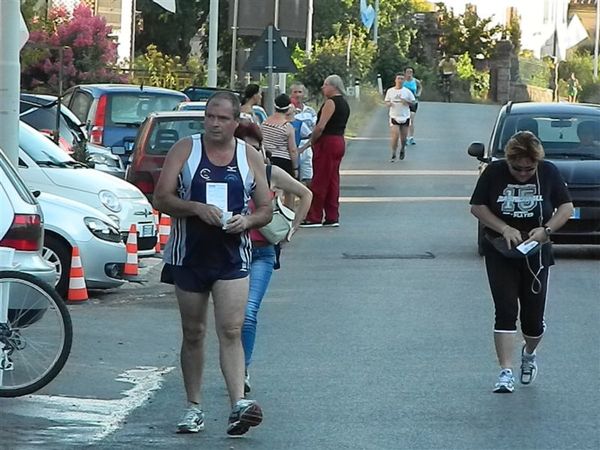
[18,122,157,256]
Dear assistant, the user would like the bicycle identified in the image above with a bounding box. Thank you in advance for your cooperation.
[440,74,453,103]
[0,270,72,397]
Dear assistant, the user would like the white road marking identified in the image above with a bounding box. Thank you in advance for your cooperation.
[340,196,470,203]
[3,366,174,444]
[340,169,478,176]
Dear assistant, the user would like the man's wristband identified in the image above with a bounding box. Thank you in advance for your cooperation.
[543,226,552,236]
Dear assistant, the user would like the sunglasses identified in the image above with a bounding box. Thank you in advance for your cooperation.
[509,164,537,173]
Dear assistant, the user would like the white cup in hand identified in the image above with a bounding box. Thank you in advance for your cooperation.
[221,211,233,229]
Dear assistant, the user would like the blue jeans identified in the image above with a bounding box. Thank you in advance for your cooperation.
[242,245,276,368]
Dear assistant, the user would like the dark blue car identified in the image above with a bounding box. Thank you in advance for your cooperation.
[62,84,188,162]
[468,101,600,251]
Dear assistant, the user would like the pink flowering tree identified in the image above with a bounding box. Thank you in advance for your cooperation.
[21,4,127,92]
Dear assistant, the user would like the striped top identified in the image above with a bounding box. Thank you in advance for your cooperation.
[261,121,292,161]
[162,135,254,271]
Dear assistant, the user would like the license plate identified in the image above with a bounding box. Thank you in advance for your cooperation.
[141,224,154,237]
[570,207,580,219]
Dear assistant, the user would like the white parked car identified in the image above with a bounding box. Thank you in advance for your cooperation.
[38,193,127,297]
[18,122,157,256]
[0,148,55,285]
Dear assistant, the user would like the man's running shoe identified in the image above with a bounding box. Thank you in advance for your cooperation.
[408,136,416,145]
[389,157,396,163]
[176,406,205,433]
[226,399,263,437]
[399,148,406,160]
[244,370,251,394]
[323,220,339,227]
[299,221,322,228]
[493,369,515,393]
[520,344,538,385]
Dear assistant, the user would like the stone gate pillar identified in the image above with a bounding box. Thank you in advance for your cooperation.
[489,40,513,104]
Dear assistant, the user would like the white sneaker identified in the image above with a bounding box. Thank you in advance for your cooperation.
[493,369,515,393]
[176,406,205,433]
[520,345,538,385]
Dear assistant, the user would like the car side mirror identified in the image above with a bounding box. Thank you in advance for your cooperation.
[468,142,485,157]
[468,142,491,162]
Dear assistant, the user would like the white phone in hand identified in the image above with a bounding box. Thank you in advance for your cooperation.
[516,240,539,254]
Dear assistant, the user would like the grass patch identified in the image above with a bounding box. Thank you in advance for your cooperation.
[345,84,382,137]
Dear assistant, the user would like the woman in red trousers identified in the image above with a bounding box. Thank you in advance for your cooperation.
[300,74,350,228]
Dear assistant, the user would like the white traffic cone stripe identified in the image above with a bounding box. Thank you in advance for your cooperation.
[72,256,82,267]
[126,253,137,263]
[69,277,86,289]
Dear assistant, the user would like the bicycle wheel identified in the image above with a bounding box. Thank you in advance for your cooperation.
[0,270,72,397]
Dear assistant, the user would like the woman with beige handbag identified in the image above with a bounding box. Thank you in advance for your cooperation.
[235,121,312,394]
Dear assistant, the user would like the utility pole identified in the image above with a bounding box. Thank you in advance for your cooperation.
[373,0,379,44]
[0,0,21,165]
[207,0,219,87]
[306,0,313,56]
[552,0,560,102]
[594,0,599,79]
[229,0,239,89]
[130,0,136,67]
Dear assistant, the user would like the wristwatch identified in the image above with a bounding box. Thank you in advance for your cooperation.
[543,226,552,236]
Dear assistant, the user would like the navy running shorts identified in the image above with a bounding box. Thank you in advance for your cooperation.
[161,263,248,293]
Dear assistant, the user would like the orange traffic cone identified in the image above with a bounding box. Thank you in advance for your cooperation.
[153,209,161,253]
[158,213,171,251]
[67,246,88,302]
[124,224,139,277]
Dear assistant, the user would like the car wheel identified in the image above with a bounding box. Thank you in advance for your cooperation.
[42,234,71,298]
[477,222,485,257]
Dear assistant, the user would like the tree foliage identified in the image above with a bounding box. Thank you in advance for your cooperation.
[132,44,205,89]
[298,24,376,96]
[456,53,489,99]
[21,4,125,92]
[136,0,207,60]
[435,3,503,62]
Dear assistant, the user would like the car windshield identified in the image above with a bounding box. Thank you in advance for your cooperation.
[20,101,82,146]
[147,117,205,155]
[19,122,74,165]
[496,113,600,160]
[0,149,37,205]
[108,94,185,126]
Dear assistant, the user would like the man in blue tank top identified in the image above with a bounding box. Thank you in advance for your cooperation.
[154,92,272,437]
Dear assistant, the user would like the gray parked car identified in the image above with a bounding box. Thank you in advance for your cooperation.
[0,149,55,285]
[38,193,127,297]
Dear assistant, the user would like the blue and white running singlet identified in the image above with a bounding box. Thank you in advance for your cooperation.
[162,135,255,272]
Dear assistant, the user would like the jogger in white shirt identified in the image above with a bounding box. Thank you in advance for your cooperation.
[384,73,415,162]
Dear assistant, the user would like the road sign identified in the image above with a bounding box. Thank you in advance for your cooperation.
[243,26,297,73]
[229,0,307,39]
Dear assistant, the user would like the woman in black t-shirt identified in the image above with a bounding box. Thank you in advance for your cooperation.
[470,131,573,394]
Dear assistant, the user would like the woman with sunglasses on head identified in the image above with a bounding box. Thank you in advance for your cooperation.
[470,131,573,393]
[260,94,299,208]
[234,121,312,394]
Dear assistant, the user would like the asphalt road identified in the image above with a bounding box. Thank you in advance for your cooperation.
[1,101,599,450]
